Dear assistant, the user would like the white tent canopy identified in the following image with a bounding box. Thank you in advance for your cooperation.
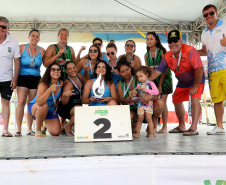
[2,0,221,23]
[1,0,225,43]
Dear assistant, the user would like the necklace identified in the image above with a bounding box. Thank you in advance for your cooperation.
[58,43,67,53]
[28,44,37,67]
[173,50,182,71]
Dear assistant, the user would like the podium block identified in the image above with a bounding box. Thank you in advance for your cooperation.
[74,105,132,142]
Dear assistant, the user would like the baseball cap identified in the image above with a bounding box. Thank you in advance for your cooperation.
[167,30,182,43]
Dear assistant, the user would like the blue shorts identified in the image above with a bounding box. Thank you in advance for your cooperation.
[28,103,59,120]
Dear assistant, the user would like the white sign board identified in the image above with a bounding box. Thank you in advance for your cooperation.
[74,105,132,142]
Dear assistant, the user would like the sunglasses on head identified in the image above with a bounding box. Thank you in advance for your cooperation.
[203,11,215,18]
[94,43,102,46]
[107,52,115,56]
[126,44,134,48]
[168,38,180,44]
[0,25,7,29]
[51,68,61,73]
[89,49,98,53]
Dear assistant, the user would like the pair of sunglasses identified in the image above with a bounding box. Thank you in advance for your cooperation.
[94,43,102,46]
[0,25,7,29]
[89,49,98,53]
[203,11,215,18]
[51,68,61,73]
[168,38,180,44]
[126,44,134,48]
[107,52,115,56]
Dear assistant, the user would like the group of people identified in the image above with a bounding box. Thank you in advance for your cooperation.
[0,4,225,138]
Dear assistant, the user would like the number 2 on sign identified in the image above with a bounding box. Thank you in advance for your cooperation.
[93,118,112,139]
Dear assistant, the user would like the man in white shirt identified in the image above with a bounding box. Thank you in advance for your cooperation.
[0,16,20,137]
[199,4,226,135]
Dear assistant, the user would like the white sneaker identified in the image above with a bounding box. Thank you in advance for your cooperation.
[207,126,225,135]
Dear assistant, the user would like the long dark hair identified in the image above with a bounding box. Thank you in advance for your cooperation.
[116,56,134,75]
[146,32,167,54]
[88,45,101,60]
[39,62,61,86]
[92,60,113,84]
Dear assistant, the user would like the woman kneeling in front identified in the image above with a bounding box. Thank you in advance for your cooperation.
[28,63,63,138]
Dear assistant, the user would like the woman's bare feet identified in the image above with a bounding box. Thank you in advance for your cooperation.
[147,134,155,138]
[132,132,140,138]
[157,128,167,134]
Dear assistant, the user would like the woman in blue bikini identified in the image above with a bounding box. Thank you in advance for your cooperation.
[82,60,118,106]
[76,45,101,80]
[28,63,63,138]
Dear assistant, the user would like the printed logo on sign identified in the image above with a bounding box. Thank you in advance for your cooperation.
[118,135,126,138]
[94,109,108,116]
[77,136,89,139]
[204,180,226,185]
[8,47,12,53]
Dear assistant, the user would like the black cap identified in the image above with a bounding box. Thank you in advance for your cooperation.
[168,30,182,43]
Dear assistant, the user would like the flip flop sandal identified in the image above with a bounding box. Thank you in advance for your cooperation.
[183,129,199,136]
[15,131,22,137]
[26,131,35,136]
[1,133,13,137]
[65,132,74,136]
[169,127,185,133]
[35,131,43,138]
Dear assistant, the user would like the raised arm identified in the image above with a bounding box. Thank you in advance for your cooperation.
[76,57,86,73]
[76,46,86,62]
[43,45,64,67]
[70,46,77,64]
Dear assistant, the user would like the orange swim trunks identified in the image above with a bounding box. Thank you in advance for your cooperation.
[172,84,204,103]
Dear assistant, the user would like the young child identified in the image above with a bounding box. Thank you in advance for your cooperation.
[133,66,159,138]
